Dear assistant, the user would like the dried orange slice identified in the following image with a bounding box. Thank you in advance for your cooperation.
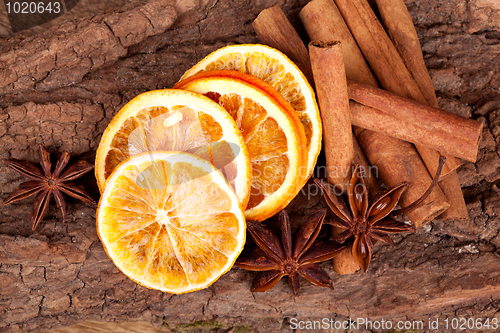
[176,75,305,221]
[95,89,251,208]
[97,151,246,293]
[180,44,321,182]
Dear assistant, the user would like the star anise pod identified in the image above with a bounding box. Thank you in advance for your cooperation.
[235,209,347,295]
[3,145,96,231]
[314,156,446,272]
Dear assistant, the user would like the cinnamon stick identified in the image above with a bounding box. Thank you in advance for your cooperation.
[252,4,376,191]
[353,135,381,197]
[437,171,469,220]
[332,0,421,101]
[373,0,469,220]
[355,127,449,228]
[252,5,314,85]
[309,41,354,190]
[297,1,378,88]
[329,135,380,275]
[253,3,373,274]
[332,0,461,177]
[374,0,437,107]
[348,81,483,163]
[330,244,361,274]
[300,0,450,227]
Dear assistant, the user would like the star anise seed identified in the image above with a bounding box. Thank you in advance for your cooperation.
[3,145,96,231]
[314,155,446,272]
[235,209,347,295]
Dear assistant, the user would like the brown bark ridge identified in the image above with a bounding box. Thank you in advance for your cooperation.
[1,0,500,332]
[0,0,177,95]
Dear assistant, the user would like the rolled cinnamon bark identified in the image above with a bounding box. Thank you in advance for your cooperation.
[374,0,437,107]
[332,0,461,177]
[252,5,314,85]
[309,41,354,190]
[298,0,378,88]
[300,0,449,226]
[330,243,361,274]
[353,135,381,198]
[437,171,469,220]
[355,128,449,228]
[373,0,469,220]
[347,81,483,163]
[300,0,449,273]
[252,4,375,192]
[333,0,422,101]
[330,135,380,275]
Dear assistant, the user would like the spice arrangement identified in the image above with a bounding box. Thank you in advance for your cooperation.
[255,0,482,274]
[2,0,484,297]
[93,46,323,293]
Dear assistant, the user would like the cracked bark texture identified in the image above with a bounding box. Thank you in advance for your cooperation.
[1,0,500,332]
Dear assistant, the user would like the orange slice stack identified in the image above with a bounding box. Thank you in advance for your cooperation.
[95,44,320,294]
